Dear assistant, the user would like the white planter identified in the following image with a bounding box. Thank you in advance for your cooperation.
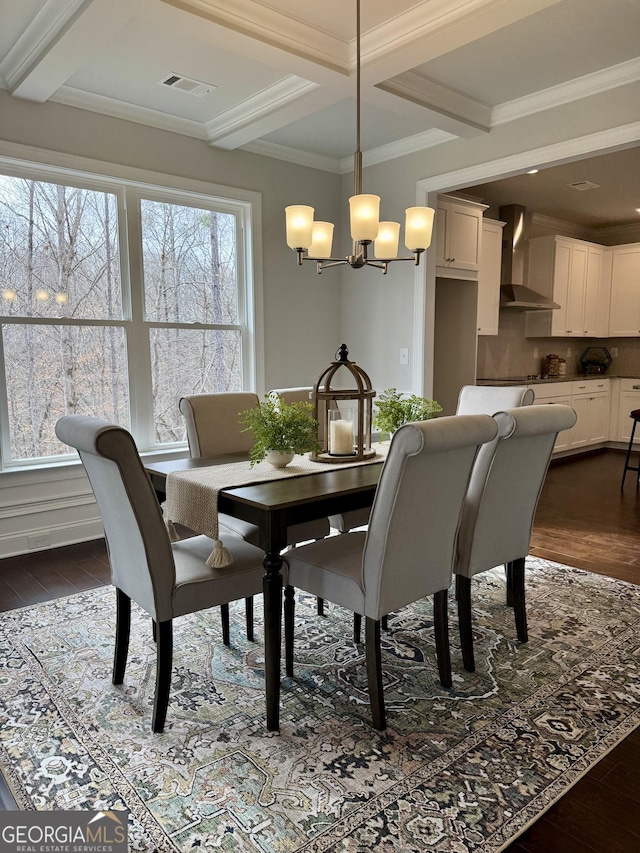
[266,450,294,468]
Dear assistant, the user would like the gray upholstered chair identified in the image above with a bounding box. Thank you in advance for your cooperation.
[54,415,265,733]
[179,392,331,635]
[456,384,534,416]
[180,392,330,546]
[283,414,498,730]
[454,404,577,672]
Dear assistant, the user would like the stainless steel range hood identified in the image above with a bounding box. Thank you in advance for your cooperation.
[499,204,560,310]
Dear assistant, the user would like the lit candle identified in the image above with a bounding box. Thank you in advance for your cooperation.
[330,419,354,455]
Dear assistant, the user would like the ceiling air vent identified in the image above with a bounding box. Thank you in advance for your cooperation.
[158,73,216,97]
[568,180,600,191]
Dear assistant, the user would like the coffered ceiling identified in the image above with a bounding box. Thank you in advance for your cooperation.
[1,0,639,223]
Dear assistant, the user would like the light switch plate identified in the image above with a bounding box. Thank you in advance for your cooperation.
[399,348,409,365]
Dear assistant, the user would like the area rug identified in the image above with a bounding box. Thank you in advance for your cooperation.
[1,558,639,852]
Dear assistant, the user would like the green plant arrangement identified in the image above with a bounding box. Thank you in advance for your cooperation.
[239,396,321,466]
[372,388,442,436]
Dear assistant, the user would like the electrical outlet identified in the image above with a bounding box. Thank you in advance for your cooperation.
[28,533,51,550]
[533,347,538,359]
[611,347,618,357]
[399,348,409,365]
[566,347,572,357]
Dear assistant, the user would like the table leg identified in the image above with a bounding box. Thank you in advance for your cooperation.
[263,549,283,731]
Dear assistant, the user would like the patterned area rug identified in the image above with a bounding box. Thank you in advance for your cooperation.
[1,557,639,852]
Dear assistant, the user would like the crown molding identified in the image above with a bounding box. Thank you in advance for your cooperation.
[418,121,640,194]
[531,213,595,240]
[52,86,208,139]
[0,0,88,90]
[493,57,640,126]
[348,128,457,172]
[159,0,349,74]
[204,77,321,147]
[595,221,640,241]
[378,71,491,132]
[240,140,342,174]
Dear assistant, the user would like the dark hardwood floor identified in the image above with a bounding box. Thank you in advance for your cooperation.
[1,449,639,848]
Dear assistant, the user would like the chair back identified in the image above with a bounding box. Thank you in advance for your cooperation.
[179,392,259,458]
[267,387,313,405]
[457,404,577,577]
[55,415,175,621]
[362,414,498,620]
[456,384,534,415]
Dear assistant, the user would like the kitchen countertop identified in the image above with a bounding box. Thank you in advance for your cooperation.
[476,373,628,386]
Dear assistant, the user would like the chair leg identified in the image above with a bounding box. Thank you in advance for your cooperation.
[505,563,514,607]
[381,614,389,631]
[113,588,131,685]
[152,620,173,733]
[511,557,528,642]
[220,603,230,646]
[621,419,638,490]
[456,574,475,672]
[353,613,362,644]
[317,597,325,616]
[245,596,254,642]
[284,584,295,678]
[152,618,157,643]
[433,589,452,689]
[365,617,385,730]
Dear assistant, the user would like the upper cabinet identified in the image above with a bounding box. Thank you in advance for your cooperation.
[608,244,640,337]
[435,196,488,279]
[477,218,505,336]
[525,236,610,338]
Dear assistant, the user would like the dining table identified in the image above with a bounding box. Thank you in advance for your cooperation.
[145,453,385,731]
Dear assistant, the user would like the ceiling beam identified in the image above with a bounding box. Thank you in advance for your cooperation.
[3,0,133,102]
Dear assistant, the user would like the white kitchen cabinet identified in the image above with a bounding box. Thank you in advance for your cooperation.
[530,379,609,451]
[569,379,610,447]
[608,244,640,337]
[435,196,487,279]
[530,382,573,452]
[525,236,608,337]
[477,218,505,336]
[615,378,640,443]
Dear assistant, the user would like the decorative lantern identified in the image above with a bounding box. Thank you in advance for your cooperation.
[311,344,376,462]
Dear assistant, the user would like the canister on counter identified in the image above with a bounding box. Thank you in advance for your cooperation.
[544,354,560,376]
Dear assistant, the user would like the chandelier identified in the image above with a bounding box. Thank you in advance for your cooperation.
[285,0,435,275]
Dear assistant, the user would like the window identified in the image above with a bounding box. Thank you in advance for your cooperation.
[0,166,258,466]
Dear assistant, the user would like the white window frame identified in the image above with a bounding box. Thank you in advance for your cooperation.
[0,153,264,470]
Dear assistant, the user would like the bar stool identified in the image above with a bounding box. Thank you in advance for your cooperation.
[621,409,640,489]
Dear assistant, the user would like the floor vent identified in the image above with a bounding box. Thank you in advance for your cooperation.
[158,73,216,97]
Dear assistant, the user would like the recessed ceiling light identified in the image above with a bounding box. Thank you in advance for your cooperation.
[527,169,539,174]
[636,207,640,214]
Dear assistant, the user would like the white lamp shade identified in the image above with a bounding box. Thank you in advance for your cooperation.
[404,206,435,251]
[374,221,400,259]
[349,194,380,242]
[307,221,334,258]
[285,205,314,249]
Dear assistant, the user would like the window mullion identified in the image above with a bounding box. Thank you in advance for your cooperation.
[123,187,155,450]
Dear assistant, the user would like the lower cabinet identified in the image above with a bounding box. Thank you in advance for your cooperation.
[531,383,573,452]
[531,379,610,452]
[614,378,640,444]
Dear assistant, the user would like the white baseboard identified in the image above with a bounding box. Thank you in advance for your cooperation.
[0,519,104,560]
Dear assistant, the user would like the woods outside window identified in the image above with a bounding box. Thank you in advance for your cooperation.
[0,164,258,467]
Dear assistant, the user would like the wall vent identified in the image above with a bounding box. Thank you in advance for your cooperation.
[158,72,216,97]
[568,180,600,191]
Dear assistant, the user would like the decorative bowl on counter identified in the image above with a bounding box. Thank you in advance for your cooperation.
[579,346,612,375]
